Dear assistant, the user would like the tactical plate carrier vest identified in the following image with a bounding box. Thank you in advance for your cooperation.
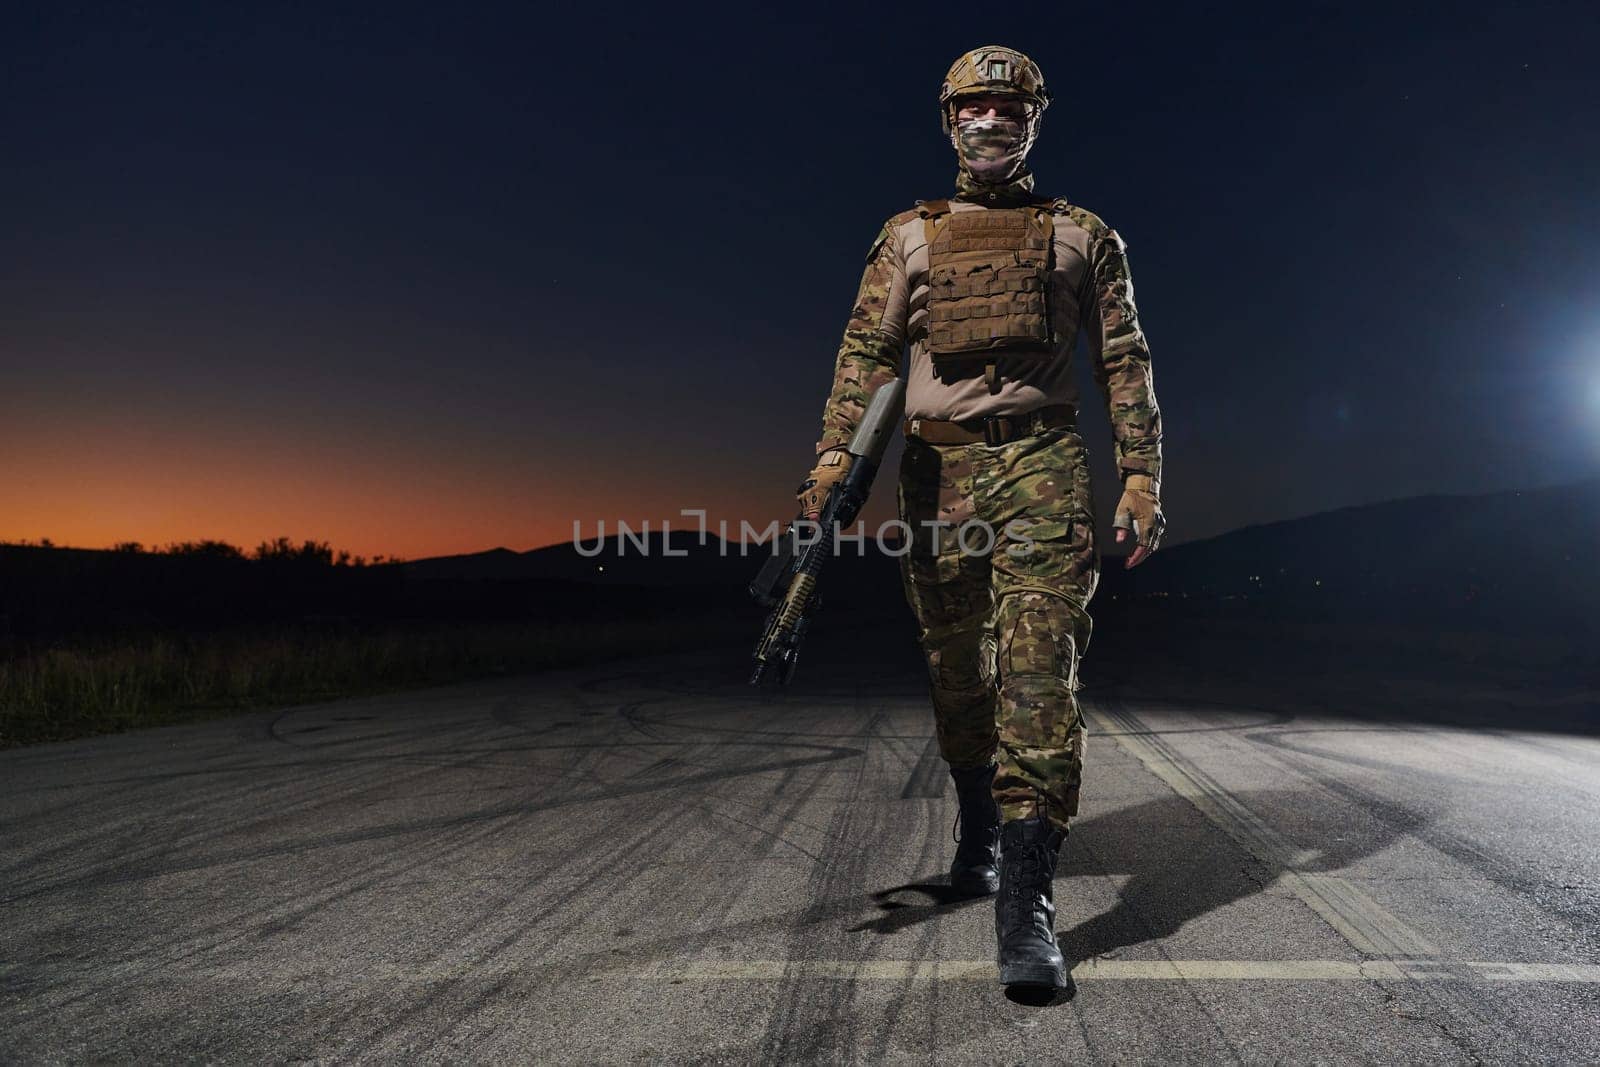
[917,199,1054,388]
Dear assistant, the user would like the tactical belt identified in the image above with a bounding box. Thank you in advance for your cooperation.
[904,404,1077,447]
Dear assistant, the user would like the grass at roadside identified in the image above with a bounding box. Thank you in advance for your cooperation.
[0,615,747,748]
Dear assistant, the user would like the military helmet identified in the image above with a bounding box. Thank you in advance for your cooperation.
[938,45,1051,135]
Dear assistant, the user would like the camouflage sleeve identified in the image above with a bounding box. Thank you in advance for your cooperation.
[1084,228,1163,484]
[814,220,908,454]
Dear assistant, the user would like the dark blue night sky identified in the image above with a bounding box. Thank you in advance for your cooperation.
[3,2,1597,555]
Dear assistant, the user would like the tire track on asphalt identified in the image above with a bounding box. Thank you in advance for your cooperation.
[0,699,529,892]
[1,715,522,900]
[758,688,887,1063]
[382,673,859,1055]
[334,804,705,1057]
[1087,695,1438,957]
[1064,802,1245,1062]
[4,680,651,1017]
[1087,693,1528,1063]
[1244,726,1600,954]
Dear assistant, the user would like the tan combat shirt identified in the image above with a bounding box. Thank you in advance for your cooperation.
[815,169,1163,484]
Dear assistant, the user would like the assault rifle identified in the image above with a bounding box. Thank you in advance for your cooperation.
[749,379,905,686]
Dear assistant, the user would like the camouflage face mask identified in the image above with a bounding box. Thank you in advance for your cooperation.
[954,116,1031,181]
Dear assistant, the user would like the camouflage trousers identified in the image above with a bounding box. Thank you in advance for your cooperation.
[897,427,1099,830]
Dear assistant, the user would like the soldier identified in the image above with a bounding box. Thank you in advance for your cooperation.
[796,45,1166,990]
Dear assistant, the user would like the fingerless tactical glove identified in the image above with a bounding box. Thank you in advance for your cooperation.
[796,448,855,519]
[1112,472,1166,552]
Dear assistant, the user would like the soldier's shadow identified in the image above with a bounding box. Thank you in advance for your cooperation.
[850,880,989,934]
[856,789,1412,988]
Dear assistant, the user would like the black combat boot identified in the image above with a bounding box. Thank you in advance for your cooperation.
[948,763,1001,897]
[995,814,1068,988]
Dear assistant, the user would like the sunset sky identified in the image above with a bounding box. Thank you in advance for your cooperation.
[3,3,1598,560]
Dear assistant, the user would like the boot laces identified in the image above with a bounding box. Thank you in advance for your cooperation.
[1006,842,1051,896]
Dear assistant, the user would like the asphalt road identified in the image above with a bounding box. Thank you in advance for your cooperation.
[3,633,1599,1064]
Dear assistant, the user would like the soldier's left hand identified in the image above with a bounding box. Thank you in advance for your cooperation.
[1113,473,1165,569]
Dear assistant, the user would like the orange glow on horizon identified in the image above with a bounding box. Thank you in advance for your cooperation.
[0,396,892,559]
[0,438,832,560]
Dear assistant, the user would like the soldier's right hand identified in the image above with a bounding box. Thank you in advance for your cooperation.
[796,448,854,520]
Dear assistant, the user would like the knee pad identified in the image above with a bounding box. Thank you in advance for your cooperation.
[993,590,1084,688]
[993,590,1088,736]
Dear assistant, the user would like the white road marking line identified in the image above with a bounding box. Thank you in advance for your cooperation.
[1085,701,1440,958]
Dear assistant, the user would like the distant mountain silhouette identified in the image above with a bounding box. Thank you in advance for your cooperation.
[1107,475,1599,632]
[10,477,1586,647]
[399,476,1600,634]
[398,531,754,587]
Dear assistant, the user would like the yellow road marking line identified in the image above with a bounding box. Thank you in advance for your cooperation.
[91,959,1597,984]
[1085,701,1440,958]
[642,960,1600,982]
